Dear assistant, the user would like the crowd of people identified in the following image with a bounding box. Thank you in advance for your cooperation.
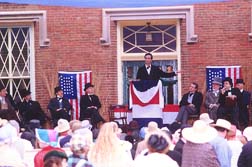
[0,116,252,167]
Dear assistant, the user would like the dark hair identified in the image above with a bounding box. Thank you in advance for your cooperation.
[43,150,68,162]
[44,156,64,167]
[192,82,198,89]
[144,53,153,59]
[147,134,169,153]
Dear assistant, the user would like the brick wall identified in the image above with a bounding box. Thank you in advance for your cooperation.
[0,0,252,115]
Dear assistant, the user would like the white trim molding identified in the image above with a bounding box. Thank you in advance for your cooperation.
[249,6,252,41]
[100,6,198,45]
[0,10,50,47]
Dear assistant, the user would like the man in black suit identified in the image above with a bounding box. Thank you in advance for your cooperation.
[235,79,251,128]
[175,82,203,125]
[18,89,46,127]
[217,77,242,127]
[79,83,105,128]
[136,53,176,80]
[47,86,72,127]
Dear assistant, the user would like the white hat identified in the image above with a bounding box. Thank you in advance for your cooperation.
[182,120,217,144]
[199,113,214,124]
[211,119,231,131]
[243,127,252,141]
[54,119,70,133]
[81,120,92,130]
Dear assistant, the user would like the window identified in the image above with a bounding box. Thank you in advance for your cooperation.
[0,27,32,101]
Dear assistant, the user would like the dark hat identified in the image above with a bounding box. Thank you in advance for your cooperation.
[223,77,233,87]
[0,83,5,91]
[84,83,94,91]
[212,77,222,85]
[29,119,41,130]
[43,150,68,162]
[236,79,245,84]
[20,89,31,98]
[54,86,62,94]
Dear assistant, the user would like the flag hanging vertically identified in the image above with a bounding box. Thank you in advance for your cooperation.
[206,66,241,91]
[58,71,92,120]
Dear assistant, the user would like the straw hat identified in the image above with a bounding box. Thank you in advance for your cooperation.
[199,113,214,124]
[211,119,231,131]
[81,120,92,130]
[54,119,70,133]
[182,120,217,144]
[243,126,252,141]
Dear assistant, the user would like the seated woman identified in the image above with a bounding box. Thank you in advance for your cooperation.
[79,83,105,128]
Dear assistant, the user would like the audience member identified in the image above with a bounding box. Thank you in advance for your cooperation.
[237,126,252,167]
[134,131,179,167]
[43,150,68,167]
[181,120,220,167]
[79,83,105,128]
[0,119,26,166]
[68,129,94,167]
[135,121,160,158]
[88,122,133,167]
[210,119,232,167]
[48,86,72,127]
[226,125,243,167]
[175,82,203,125]
[205,77,222,122]
[199,113,214,124]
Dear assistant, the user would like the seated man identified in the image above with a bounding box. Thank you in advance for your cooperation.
[18,89,46,127]
[79,83,105,128]
[217,77,242,127]
[48,86,72,127]
[175,82,203,125]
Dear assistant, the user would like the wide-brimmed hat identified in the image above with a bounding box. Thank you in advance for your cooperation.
[182,120,217,144]
[236,79,245,85]
[54,86,62,94]
[212,77,222,85]
[54,119,70,133]
[84,83,94,91]
[243,126,252,141]
[199,113,214,124]
[20,89,31,98]
[81,120,92,130]
[211,119,231,131]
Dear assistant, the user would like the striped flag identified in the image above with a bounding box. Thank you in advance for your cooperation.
[58,71,92,120]
[206,66,241,90]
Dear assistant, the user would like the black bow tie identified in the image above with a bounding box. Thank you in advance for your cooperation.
[57,97,63,101]
[147,66,150,69]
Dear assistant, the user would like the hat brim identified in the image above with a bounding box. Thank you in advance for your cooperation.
[182,126,217,144]
[211,124,231,131]
[212,81,222,85]
[84,85,94,91]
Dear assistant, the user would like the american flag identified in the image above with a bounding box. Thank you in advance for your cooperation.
[206,66,241,90]
[58,71,92,120]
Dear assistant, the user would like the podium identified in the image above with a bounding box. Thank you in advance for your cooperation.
[129,80,164,128]
[160,78,177,104]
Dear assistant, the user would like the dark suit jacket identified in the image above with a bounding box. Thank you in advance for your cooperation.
[179,91,203,114]
[18,100,46,125]
[136,65,176,80]
[218,87,242,108]
[47,97,72,122]
[80,94,101,119]
[238,141,252,167]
